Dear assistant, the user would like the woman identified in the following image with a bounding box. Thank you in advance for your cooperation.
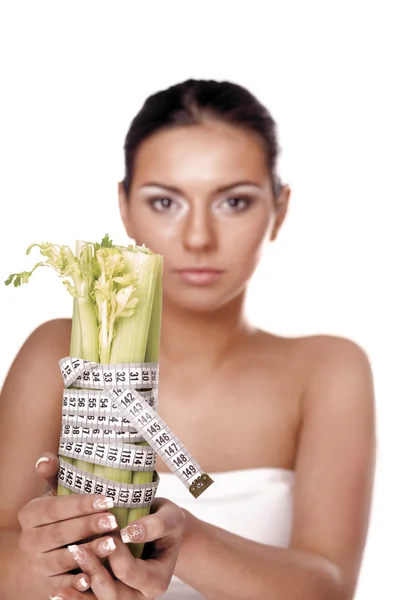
[0,79,375,600]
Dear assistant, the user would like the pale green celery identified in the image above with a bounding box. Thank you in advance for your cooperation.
[70,296,82,360]
[5,237,162,535]
[129,256,163,557]
[60,272,99,492]
[69,246,98,477]
[144,256,163,364]
[73,240,99,362]
[74,296,99,361]
[109,249,159,363]
[94,248,160,530]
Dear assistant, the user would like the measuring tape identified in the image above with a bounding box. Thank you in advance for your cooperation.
[58,357,214,507]
[58,458,159,508]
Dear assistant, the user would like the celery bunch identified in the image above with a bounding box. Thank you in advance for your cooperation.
[5,235,162,556]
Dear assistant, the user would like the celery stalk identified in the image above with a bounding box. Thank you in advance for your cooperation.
[94,248,160,529]
[109,249,159,363]
[58,241,98,492]
[70,296,82,360]
[70,261,96,476]
[144,256,163,365]
[128,256,163,557]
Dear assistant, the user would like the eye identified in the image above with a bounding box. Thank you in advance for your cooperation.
[227,197,247,209]
[217,196,252,213]
[149,197,175,212]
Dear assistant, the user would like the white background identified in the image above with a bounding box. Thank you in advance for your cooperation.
[0,2,398,598]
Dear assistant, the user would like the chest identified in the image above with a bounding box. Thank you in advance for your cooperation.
[154,363,301,472]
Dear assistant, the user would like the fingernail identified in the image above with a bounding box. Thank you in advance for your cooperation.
[93,496,115,510]
[68,544,85,565]
[49,596,64,600]
[98,536,116,555]
[36,456,51,469]
[98,514,118,531]
[77,576,90,591]
[120,522,145,543]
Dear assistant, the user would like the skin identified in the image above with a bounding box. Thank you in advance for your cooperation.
[19,457,183,599]
[0,119,375,600]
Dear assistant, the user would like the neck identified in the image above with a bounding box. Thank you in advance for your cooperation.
[160,293,250,370]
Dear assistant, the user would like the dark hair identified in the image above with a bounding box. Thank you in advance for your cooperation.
[122,79,282,198]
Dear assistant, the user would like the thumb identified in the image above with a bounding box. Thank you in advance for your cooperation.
[35,452,60,494]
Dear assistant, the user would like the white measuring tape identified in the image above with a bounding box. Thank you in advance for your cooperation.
[58,357,213,507]
[58,458,159,508]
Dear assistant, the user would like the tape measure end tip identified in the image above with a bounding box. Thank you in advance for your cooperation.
[189,473,214,499]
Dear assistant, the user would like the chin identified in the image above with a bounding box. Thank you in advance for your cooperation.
[164,284,245,313]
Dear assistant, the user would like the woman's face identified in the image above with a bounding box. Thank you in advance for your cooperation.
[119,119,289,312]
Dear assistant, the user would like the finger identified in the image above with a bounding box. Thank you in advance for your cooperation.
[42,533,124,577]
[46,573,93,598]
[120,498,185,545]
[35,546,82,577]
[70,536,117,563]
[72,572,91,593]
[106,535,171,598]
[35,539,108,577]
[67,541,122,600]
[32,511,119,552]
[35,453,60,493]
[18,492,115,528]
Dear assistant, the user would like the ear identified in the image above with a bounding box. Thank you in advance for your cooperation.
[118,181,135,239]
[270,184,291,242]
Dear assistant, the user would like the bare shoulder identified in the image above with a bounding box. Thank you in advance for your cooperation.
[285,333,375,425]
[299,332,370,361]
[14,317,72,360]
[259,329,372,377]
[26,317,72,347]
[259,328,368,359]
[255,329,374,414]
[295,334,374,392]
[2,318,72,395]
[295,333,372,379]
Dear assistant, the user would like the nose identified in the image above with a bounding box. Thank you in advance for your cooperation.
[182,206,217,252]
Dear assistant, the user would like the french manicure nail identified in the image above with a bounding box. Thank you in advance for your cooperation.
[99,536,116,554]
[120,523,145,543]
[93,496,115,510]
[77,576,89,591]
[35,456,51,469]
[98,514,118,531]
[68,544,85,565]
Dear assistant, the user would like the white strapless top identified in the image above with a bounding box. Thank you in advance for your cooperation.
[157,467,295,599]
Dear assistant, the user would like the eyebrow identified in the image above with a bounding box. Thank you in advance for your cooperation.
[139,180,263,194]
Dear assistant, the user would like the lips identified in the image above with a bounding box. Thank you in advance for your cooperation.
[175,268,224,286]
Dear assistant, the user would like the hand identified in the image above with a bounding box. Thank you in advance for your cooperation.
[62,497,186,599]
[27,454,185,599]
[94,498,185,600]
[18,453,120,598]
